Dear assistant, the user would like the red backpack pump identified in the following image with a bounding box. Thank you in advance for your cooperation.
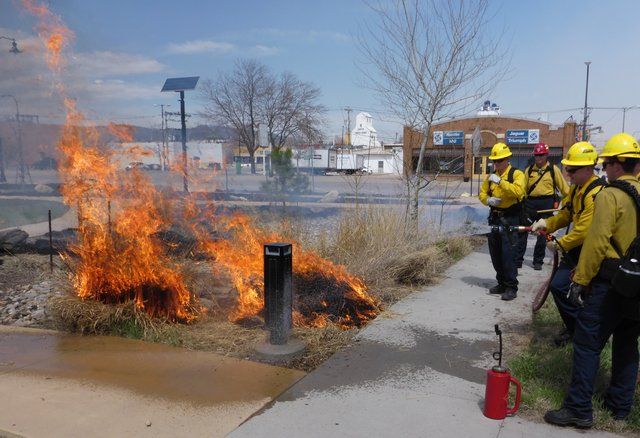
[483,324,521,420]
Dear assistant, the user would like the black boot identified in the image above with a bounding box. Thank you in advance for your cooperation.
[533,263,543,271]
[489,284,505,294]
[553,329,572,347]
[603,403,629,421]
[544,408,592,428]
[501,289,517,301]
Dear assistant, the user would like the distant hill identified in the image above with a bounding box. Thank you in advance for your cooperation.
[123,124,235,142]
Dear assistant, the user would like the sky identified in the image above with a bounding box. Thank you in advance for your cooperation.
[1,0,640,145]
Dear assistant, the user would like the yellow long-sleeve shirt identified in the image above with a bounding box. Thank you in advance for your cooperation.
[525,163,570,198]
[574,175,640,285]
[479,165,525,209]
[545,174,604,251]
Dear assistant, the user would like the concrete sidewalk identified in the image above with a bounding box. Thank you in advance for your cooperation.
[230,244,621,438]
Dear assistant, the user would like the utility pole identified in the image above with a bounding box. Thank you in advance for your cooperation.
[1,94,27,184]
[581,61,591,141]
[155,104,170,170]
[344,107,352,146]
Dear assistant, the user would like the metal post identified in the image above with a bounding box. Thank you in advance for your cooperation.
[470,154,474,194]
[179,90,188,193]
[263,243,293,345]
[224,165,229,192]
[48,209,53,272]
[623,107,627,132]
[0,137,6,183]
[581,61,591,141]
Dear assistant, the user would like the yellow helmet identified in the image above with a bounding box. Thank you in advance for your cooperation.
[561,141,598,166]
[599,133,640,159]
[489,142,512,160]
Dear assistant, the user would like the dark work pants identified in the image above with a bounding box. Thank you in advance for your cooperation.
[550,260,580,334]
[515,196,555,265]
[563,280,640,420]
[487,214,519,291]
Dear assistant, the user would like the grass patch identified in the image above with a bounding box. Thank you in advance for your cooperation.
[48,295,183,344]
[508,299,640,433]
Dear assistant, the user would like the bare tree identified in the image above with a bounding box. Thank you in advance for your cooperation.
[361,0,507,224]
[200,59,269,174]
[263,72,326,151]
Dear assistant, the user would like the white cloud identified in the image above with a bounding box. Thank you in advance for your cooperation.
[167,39,235,55]
[0,27,165,122]
[257,28,351,43]
[71,51,164,77]
[250,45,280,57]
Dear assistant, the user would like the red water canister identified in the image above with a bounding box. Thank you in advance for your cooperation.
[483,366,521,420]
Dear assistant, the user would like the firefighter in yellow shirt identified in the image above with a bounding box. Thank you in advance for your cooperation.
[544,133,640,429]
[516,142,569,270]
[531,141,605,346]
[479,143,525,301]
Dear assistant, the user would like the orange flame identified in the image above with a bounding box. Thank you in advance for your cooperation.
[21,0,73,70]
[24,1,194,322]
[23,0,379,328]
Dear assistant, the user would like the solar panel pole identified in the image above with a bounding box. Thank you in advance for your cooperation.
[180,90,188,192]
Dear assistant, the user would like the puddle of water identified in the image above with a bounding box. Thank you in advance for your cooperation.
[0,329,304,407]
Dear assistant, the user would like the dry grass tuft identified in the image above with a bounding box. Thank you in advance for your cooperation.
[289,324,355,371]
[314,206,430,287]
[48,295,183,342]
[312,206,475,290]
[175,315,263,357]
[387,246,445,285]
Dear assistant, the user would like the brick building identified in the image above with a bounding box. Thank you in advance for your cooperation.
[403,116,578,181]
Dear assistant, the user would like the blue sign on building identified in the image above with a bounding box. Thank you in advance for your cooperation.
[443,130,464,145]
[506,129,540,145]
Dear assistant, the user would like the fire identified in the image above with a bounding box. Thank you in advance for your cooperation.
[197,213,380,328]
[23,0,380,328]
[25,1,194,322]
[21,0,73,70]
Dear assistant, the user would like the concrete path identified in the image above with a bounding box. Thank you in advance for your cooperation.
[0,195,77,236]
[230,243,621,438]
[0,327,304,438]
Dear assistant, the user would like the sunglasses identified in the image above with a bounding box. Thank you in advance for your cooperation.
[492,158,506,163]
[602,161,615,169]
[565,167,583,174]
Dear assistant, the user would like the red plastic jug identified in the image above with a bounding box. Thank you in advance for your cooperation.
[483,366,521,420]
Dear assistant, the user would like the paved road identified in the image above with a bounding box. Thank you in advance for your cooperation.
[19,168,476,198]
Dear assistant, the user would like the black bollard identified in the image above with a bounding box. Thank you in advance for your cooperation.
[263,243,292,345]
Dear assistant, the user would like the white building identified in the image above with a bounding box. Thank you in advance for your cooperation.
[114,141,224,169]
[351,112,381,148]
[359,146,404,175]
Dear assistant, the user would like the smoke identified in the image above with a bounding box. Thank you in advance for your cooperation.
[0,26,164,124]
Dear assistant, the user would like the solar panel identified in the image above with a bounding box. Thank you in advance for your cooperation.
[161,76,200,92]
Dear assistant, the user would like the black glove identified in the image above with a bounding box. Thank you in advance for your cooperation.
[566,283,588,308]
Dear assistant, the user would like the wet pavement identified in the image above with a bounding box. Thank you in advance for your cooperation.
[0,327,305,437]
